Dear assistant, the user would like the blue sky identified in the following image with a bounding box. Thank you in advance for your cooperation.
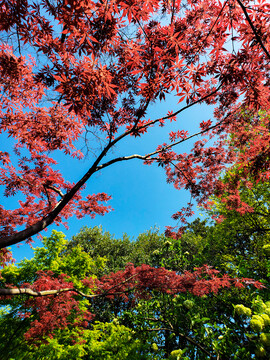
[0,3,217,263]
[2,95,214,263]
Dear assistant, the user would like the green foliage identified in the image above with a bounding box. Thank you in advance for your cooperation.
[0,231,107,360]
[169,349,185,359]
[1,175,270,359]
[205,179,270,281]
[1,230,106,288]
[66,226,132,274]
[183,300,195,310]
[26,327,90,360]
[0,308,32,359]
[23,323,143,360]
[68,226,167,273]
[251,316,265,332]
[234,304,252,317]
[231,297,270,358]
[85,322,143,360]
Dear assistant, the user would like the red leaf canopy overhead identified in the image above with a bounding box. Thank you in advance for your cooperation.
[0,0,269,248]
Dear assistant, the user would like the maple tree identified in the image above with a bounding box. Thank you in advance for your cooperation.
[0,219,268,359]
[0,229,265,359]
[1,162,270,357]
[0,2,270,355]
[0,0,269,252]
[61,176,270,359]
[2,264,262,333]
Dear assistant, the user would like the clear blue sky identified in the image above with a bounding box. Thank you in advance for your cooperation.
[2,96,214,263]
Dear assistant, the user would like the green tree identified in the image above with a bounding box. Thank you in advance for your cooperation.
[0,231,106,359]
[1,184,270,360]
[67,226,167,273]
[203,179,270,281]
[0,231,166,359]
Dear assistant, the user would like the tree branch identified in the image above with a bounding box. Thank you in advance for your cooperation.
[45,185,64,198]
[0,287,97,298]
[0,87,221,249]
[133,85,222,134]
[236,0,270,60]
[143,320,213,358]
[178,332,213,358]
[96,119,224,171]
[0,283,135,299]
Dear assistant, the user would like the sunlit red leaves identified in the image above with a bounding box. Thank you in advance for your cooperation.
[93,263,264,301]
[76,193,112,219]
[15,264,263,341]
[54,60,118,115]
[0,148,112,236]
[0,0,269,243]
[21,271,93,342]
[169,130,189,142]
[116,0,161,23]
[0,46,44,108]
[0,247,14,268]
[199,119,212,131]
[0,0,28,31]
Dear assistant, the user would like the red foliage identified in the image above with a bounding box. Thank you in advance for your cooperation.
[0,247,14,268]
[21,271,93,342]
[96,263,263,298]
[16,265,263,341]
[0,0,269,246]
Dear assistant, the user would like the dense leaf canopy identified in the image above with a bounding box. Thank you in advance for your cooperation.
[0,192,269,359]
[0,0,269,250]
[0,1,270,358]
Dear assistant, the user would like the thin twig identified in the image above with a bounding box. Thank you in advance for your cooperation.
[236,0,270,60]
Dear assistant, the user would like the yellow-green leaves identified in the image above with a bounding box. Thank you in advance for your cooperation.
[169,349,185,359]
[234,304,252,317]
[262,244,270,257]
[85,322,141,360]
[183,300,195,310]
[250,316,265,333]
